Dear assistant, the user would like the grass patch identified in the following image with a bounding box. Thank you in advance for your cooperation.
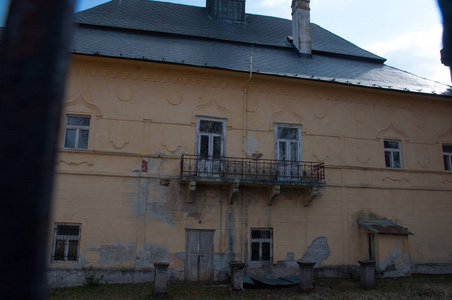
[47,275,452,300]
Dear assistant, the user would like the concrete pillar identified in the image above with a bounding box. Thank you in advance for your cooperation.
[229,261,245,293]
[358,260,376,288]
[153,262,170,297]
[297,261,316,291]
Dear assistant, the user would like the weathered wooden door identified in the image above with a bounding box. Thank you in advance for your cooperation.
[186,230,214,282]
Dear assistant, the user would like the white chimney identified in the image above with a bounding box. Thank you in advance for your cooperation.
[291,0,312,56]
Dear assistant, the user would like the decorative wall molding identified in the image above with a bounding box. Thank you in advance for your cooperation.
[71,66,452,113]
[117,83,135,102]
[355,153,371,165]
[382,176,409,183]
[109,127,130,150]
[436,128,452,142]
[376,123,409,141]
[57,159,93,167]
[413,110,427,129]
[312,138,329,163]
[354,107,366,123]
[269,105,306,132]
[166,90,184,106]
[163,127,183,154]
[191,98,232,126]
[65,95,103,117]
[109,141,129,150]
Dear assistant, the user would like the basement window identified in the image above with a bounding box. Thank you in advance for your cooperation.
[443,144,452,171]
[51,223,81,262]
[250,228,272,264]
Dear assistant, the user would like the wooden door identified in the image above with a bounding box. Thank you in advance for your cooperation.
[186,230,214,282]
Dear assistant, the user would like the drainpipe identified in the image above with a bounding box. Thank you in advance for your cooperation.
[243,45,253,157]
[242,45,253,263]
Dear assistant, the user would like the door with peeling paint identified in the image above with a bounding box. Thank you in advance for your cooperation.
[185,230,214,282]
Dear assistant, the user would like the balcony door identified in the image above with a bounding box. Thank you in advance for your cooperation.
[196,118,226,177]
[275,124,302,180]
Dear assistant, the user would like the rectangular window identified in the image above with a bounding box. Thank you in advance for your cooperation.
[384,140,402,168]
[64,115,90,150]
[196,117,226,177]
[444,144,452,171]
[51,223,81,262]
[250,228,272,264]
[275,124,302,180]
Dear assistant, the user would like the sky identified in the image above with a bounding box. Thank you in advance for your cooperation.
[0,0,450,85]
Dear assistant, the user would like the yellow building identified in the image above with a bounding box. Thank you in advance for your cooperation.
[48,0,452,286]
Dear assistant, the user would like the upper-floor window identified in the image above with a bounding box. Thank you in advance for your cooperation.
[384,140,402,168]
[443,144,452,171]
[64,115,90,150]
[196,117,226,177]
[51,223,81,262]
[275,124,302,180]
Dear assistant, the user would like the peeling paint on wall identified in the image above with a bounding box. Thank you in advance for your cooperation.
[90,243,135,266]
[147,202,176,226]
[301,237,330,267]
[379,243,411,277]
[148,157,168,173]
[214,253,231,270]
[136,244,169,267]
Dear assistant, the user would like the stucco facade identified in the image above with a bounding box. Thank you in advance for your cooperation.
[47,54,452,286]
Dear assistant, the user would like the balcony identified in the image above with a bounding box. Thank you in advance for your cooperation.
[180,154,325,185]
[180,154,325,205]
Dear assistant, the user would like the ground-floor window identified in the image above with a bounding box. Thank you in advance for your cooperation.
[51,223,81,262]
[250,228,272,264]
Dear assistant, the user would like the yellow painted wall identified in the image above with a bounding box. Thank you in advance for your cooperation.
[49,54,452,279]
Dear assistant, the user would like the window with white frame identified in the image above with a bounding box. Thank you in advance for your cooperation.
[195,117,226,177]
[275,124,302,180]
[51,223,81,262]
[250,228,272,264]
[64,115,90,150]
[384,140,402,168]
[196,118,226,158]
[443,144,452,171]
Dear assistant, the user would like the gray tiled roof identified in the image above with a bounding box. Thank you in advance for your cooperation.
[75,0,384,61]
[73,0,451,96]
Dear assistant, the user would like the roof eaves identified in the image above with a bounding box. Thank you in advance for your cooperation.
[261,71,452,97]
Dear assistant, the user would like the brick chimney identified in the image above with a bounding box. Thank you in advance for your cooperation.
[291,0,312,56]
[206,0,246,23]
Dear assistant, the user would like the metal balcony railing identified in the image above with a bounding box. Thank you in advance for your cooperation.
[180,154,325,185]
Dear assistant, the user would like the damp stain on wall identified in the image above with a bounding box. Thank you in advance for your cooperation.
[136,243,170,267]
[89,243,135,266]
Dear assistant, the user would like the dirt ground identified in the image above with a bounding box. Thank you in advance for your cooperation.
[47,274,452,300]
